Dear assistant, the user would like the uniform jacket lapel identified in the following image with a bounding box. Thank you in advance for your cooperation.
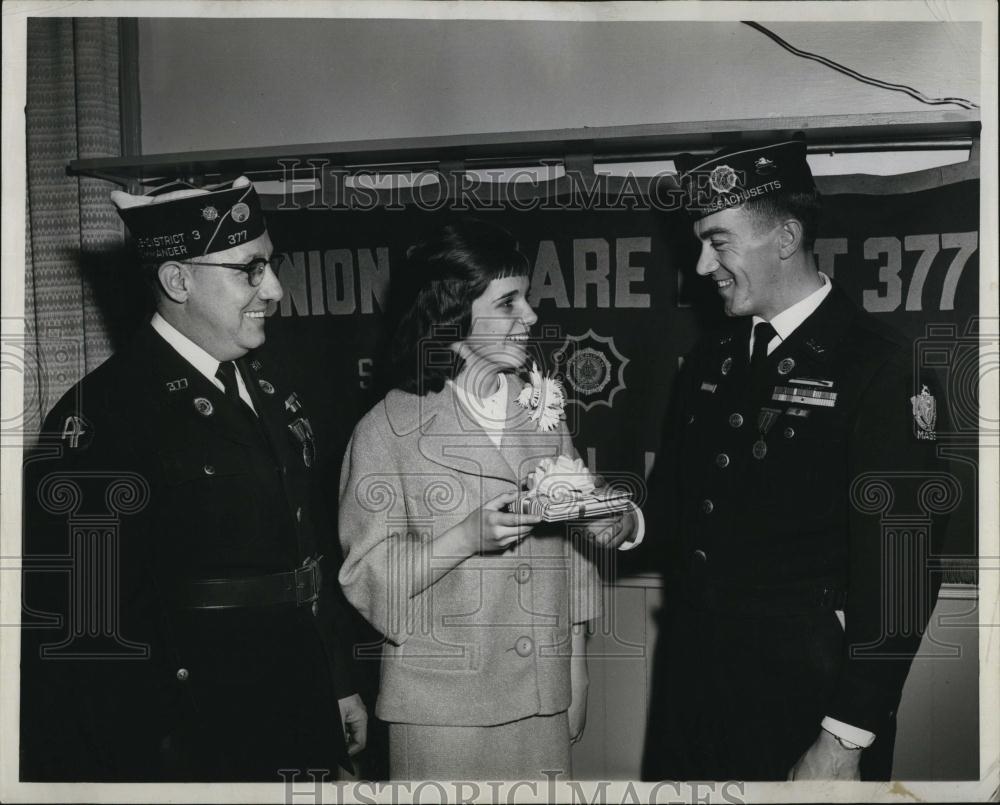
[141,325,261,448]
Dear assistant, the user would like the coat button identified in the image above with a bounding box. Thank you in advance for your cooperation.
[176,668,189,681]
[514,564,531,584]
[715,453,730,468]
[514,636,534,657]
[784,427,795,439]
[203,465,215,476]
[728,413,744,428]
[701,499,715,514]
[296,506,303,522]
[693,549,707,562]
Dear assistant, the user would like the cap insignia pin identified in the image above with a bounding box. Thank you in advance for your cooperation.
[231,202,250,223]
[201,205,218,221]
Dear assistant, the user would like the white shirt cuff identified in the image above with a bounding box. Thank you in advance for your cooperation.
[618,503,645,551]
[821,716,876,748]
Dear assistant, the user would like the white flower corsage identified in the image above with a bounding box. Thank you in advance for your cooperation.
[516,362,566,432]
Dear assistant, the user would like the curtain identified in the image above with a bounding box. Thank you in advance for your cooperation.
[24,18,123,439]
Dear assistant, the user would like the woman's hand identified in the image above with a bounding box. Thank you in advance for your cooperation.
[459,490,542,554]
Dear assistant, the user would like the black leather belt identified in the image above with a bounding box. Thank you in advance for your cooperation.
[173,557,323,610]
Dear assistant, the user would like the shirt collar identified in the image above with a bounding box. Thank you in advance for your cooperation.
[151,312,223,387]
[449,373,509,431]
[752,271,832,343]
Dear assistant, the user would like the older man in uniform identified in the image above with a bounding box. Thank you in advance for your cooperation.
[21,178,367,781]
[642,140,947,781]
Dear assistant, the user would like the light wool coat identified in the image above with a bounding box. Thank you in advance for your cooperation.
[338,375,602,726]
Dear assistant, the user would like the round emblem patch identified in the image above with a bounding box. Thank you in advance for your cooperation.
[777,358,796,376]
[193,397,214,417]
[201,205,218,221]
[231,202,250,223]
[258,379,275,395]
[709,164,738,194]
[565,348,612,396]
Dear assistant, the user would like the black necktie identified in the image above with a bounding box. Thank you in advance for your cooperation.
[751,321,777,371]
[215,361,254,416]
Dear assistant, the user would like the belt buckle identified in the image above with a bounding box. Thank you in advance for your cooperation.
[296,556,323,605]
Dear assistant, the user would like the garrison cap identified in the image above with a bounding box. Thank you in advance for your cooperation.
[676,139,816,220]
[111,176,265,261]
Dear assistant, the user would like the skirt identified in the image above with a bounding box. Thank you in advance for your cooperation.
[389,712,572,780]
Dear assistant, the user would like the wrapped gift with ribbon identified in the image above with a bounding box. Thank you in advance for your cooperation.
[513,455,633,521]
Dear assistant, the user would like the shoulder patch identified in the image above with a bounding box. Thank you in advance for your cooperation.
[59,414,91,449]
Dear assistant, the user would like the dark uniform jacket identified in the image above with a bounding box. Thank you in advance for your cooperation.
[21,323,355,781]
[645,284,948,779]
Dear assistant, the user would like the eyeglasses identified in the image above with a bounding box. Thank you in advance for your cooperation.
[186,253,287,287]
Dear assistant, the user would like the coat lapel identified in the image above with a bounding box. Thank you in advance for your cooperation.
[417,384,520,485]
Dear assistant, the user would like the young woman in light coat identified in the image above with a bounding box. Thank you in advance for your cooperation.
[337,219,637,779]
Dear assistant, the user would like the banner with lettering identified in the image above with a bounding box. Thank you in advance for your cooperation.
[261,174,979,571]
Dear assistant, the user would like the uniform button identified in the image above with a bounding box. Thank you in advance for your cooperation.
[783,427,795,439]
[701,499,715,514]
[296,506,303,522]
[514,564,531,584]
[715,453,730,468]
[311,601,319,617]
[203,465,215,476]
[176,668,190,682]
[728,413,744,428]
[693,549,707,562]
[514,636,534,657]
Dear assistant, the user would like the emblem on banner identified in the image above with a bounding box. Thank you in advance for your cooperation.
[552,329,629,411]
[910,385,937,441]
[709,164,738,193]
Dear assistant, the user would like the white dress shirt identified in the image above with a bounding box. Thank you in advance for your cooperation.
[748,271,832,358]
[745,273,874,749]
[151,313,257,413]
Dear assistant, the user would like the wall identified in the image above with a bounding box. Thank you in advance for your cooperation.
[138,18,980,154]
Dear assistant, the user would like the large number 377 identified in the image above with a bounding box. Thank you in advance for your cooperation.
[862,232,978,313]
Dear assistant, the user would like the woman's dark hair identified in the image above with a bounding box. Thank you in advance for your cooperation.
[389,218,530,394]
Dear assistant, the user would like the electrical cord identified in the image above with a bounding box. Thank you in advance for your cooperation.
[742,21,979,111]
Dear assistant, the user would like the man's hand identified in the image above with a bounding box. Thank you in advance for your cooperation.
[788,729,862,780]
[338,693,368,757]
[577,509,637,550]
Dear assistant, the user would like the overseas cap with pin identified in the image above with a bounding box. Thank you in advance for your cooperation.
[675,138,816,220]
[110,176,265,261]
